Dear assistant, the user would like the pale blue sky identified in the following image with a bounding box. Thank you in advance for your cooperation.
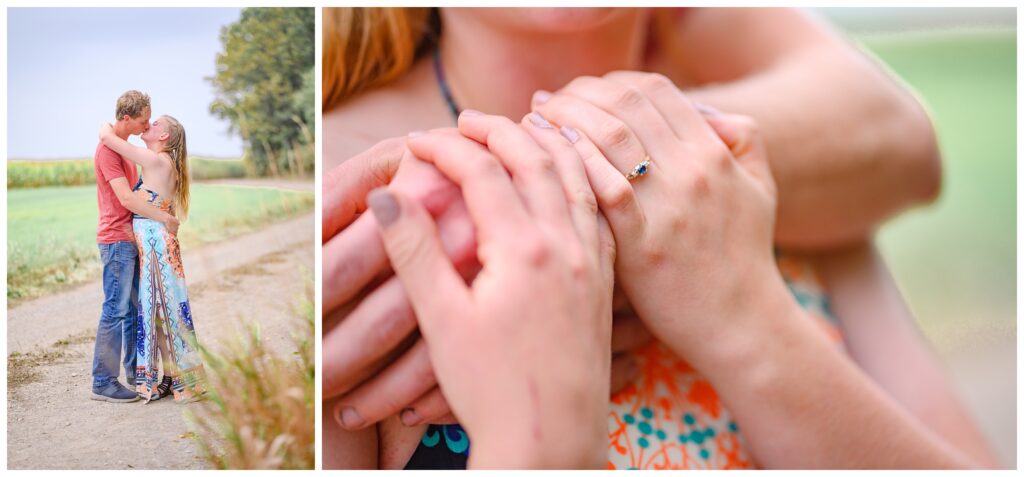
[7,8,245,159]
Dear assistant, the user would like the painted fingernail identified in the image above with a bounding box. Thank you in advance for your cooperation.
[460,109,483,118]
[337,406,365,429]
[528,111,554,129]
[408,130,426,137]
[532,90,552,105]
[559,125,581,144]
[367,188,400,228]
[400,408,422,426]
[695,102,720,116]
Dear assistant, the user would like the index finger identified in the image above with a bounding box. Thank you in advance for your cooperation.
[406,131,532,250]
[323,137,404,242]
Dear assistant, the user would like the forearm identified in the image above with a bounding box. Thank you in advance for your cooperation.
[811,242,1002,467]
[687,282,977,469]
[118,193,175,225]
[687,44,940,251]
[463,371,607,469]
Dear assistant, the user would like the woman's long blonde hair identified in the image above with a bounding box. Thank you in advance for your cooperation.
[323,7,435,112]
[160,115,190,221]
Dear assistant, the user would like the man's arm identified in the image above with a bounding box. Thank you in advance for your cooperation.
[811,243,1002,468]
[668,8,941,250]
[99,123,163,171]
[109,177,179,235]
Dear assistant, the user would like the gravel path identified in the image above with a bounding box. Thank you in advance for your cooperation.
[7,213,314,470]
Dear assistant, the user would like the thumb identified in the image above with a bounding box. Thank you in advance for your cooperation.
[367,187,469,338]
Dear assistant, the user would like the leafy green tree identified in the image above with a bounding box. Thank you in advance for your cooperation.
[209,8,314,176]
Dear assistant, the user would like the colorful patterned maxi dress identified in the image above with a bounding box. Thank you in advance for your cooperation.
[132,178,206,402]
[405,253,844,469]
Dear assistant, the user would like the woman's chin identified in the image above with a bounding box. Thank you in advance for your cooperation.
[469,7,633,34]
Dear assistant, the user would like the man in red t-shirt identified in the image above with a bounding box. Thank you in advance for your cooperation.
[91,90,179,403]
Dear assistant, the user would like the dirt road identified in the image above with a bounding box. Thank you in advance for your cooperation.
[7,212,314,470]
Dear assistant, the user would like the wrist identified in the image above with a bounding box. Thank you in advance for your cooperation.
[469,425,604,469]
[466,389,606,469]
[670,265,807,374]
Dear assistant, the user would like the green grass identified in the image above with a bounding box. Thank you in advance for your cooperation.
[7,184,313,302]
[858,29,1016,350]
[8,157,248,188]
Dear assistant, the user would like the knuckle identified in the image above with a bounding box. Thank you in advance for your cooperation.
[638,241,667,267]
[612,86,646,109]
[332,250,365,282]
[518,234,553,268]
[603,178,637,214]
[387,228,434,270]
[529,153,557,177]
[570,183,598,215]
[565,249,592,281]
[367,303,416,347]
[639,73,675,93]
[688,167,712,198]
[600,121,634,150]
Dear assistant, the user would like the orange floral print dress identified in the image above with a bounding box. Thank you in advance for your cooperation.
[605,253,844,469]
[406,253,843,469]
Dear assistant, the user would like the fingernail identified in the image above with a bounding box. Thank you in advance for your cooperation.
[695,102,720,116]
[460,109,483,118]
[367,188,400,228]
[400,408,422,426]
[532,90,552,105]
[528,111,554,129]
[559,126,581,144]
[337,406,365,429]
[408,130,426,137]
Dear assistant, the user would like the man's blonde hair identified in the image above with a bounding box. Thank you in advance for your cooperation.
[115,90,151,120]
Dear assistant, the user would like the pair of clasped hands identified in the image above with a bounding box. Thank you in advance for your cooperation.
[324,72,787,467]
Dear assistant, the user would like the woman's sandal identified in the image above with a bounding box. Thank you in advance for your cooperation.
[155,376,174,401]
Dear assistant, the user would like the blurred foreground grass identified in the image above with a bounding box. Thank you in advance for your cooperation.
[187,280,314,469]
[859,29,1015,352]
[6,184,314,303]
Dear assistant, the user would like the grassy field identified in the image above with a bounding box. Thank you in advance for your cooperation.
[8,156,247,188]
[7,183,313,302]
[856,29,1016,352]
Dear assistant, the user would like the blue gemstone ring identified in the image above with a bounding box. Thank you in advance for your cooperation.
[626,155,651,181]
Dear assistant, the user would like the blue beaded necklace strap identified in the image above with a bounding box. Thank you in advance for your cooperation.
[433,47,461,123]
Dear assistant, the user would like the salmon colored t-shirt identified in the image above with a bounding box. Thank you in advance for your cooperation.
[94,143,139,244]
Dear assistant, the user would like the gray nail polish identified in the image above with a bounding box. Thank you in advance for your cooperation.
[559,126,581,144]
[367,188,400,227]
[338,406,365,429]
[532,90,552,105]
[528,111,554,129]
[460,109,483,118]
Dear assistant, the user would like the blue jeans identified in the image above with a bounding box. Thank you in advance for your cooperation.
[92,241,140,389]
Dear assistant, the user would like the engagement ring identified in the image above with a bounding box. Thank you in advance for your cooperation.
[626,156,651,181]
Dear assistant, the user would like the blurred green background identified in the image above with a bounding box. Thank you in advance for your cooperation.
[7,184,314,303]
[826,8,1015,467]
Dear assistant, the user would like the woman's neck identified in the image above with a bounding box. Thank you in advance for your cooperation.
[438,9,650,120]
